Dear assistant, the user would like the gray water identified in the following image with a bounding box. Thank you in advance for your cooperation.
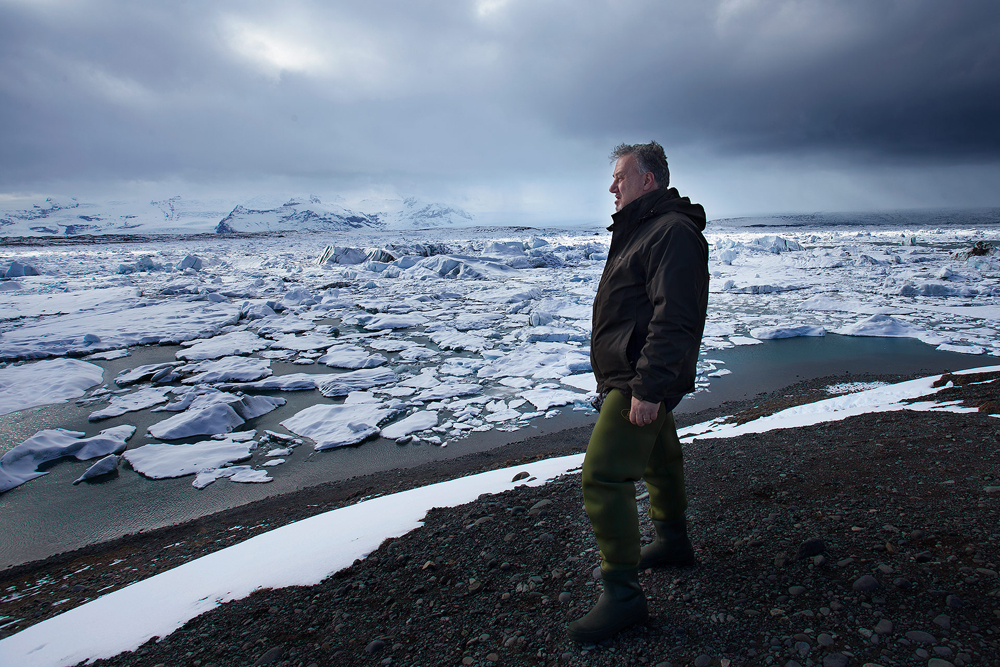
[0,334,989,569]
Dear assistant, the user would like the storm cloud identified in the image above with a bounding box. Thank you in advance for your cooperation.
[1,0,998,218]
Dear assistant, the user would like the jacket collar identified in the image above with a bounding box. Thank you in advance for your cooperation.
[607,187,678,232]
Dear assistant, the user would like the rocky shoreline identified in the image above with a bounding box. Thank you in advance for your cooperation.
[3,371,999,667]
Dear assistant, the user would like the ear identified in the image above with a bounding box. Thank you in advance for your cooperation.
[643,171,657,192]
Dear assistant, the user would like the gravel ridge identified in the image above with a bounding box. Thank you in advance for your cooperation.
[4,372,1000,667]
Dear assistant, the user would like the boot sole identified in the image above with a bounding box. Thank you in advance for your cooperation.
[567,608,649,644]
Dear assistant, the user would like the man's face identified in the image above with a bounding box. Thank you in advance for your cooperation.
[610,155,653,212]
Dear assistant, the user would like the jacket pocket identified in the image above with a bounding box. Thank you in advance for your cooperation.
[593,320,636,379]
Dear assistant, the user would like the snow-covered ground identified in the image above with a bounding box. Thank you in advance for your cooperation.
[1,216,999,499]
[1,365,995,667]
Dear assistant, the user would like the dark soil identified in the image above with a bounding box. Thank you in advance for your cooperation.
[3,372,1000,667]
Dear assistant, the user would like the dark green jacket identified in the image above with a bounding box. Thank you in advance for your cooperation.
[590,187,709,409]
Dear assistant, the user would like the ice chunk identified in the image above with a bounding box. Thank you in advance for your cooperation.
[749,325,826,340]
[318,345,388,369]
[89,387,170,421]
[0,425,135,493]
[268,332,341,351]
[193,465,272,489]
[413,383,481,402]
[179,356,272,384]
[115,362,183,386]
[72,454,120,484]
[363,313,428,330]
[0,358,104,416]
[178,255,202,271]
[835,314,945,344]
[453,312,503,331]
[317,245,368,265]
[498,376,533,389]
[561,373,597,393]
[176,331,269,361]
[428,329,490,352]
[148,403,246,440]
[936,343,985,355]
[727,336,763,346]
[315,367,398,397]
[0,300,239,360]
[281,403,399,450]
[521,388,585,411]
[482,241,525,255]
[281,287,317,306]
[380,410,439,439]
[218,373,340,392]
[124,439,253,479]
[4,261,40,278]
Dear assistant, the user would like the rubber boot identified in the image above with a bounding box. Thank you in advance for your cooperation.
[638,518,696,569]
[567,568,648,643]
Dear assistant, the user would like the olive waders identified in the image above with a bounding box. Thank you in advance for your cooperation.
[568,389,694,643]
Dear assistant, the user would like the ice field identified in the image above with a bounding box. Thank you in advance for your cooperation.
[2,214,1000,499]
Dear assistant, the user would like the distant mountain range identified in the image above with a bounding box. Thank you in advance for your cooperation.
[0,195,476,237]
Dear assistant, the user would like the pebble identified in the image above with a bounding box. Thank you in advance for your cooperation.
[905,630,936,644]
[531,499,553,510]
[365,640,386,654]
[253,646,284,665]
[558,592,572,603]
[817,633,834,647]
[852,575,880,592]
[486,652,499,662]
[933,614,951,630]
[694,654,711,667]
[786,661,804,667]
[927,660,954,667]
[893,577,912,589]
[945,594,964,608]
[560,651,574,661]
[874,618,893,635]
[512,471,529,482]
[823,653,849,667]
[796,537,826,560]
[933,646,954,658]
[592,567,602,580]
[654,662,672,667]
[788,585,806,596]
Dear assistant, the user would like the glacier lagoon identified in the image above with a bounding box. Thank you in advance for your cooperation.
[2,211,1000,566]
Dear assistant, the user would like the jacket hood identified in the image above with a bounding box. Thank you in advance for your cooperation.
[611,187,706,232]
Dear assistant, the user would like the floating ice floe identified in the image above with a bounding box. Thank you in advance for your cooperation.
[834,314,946,345]
[380,410,439,440]
[0,425,135,493]
[281,402,401,450]
[115,362,182,386]
[521,388,586,411]
[314,367,398,397]
[179,356,272,384]
[218,373,339,392]
[124,438,254,480]
[412,383,481,402]
[73,454,120,484]
[0,358,104,416]
[318,344,388,369]
[268,332,341,351]
[176,331,269,361]
[193,465,272,489]
[88,387,170,421]
[147,392,285,440]
[749,325,826,340]
[0,300,239,360]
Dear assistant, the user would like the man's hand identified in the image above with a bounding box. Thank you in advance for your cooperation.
[629,396,660,427]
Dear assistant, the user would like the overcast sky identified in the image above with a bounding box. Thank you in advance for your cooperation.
[1,0,998,221]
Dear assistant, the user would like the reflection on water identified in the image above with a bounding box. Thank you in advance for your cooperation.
[0,334,989,568]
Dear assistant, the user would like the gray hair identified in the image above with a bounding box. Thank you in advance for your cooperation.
[610,141,669,189]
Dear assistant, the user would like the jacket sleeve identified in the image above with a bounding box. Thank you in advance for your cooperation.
[628,217,709,404]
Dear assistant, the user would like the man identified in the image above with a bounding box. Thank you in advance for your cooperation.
[568,141,709,643]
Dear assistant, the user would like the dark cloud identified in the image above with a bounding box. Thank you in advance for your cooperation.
[0,0,997,215]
